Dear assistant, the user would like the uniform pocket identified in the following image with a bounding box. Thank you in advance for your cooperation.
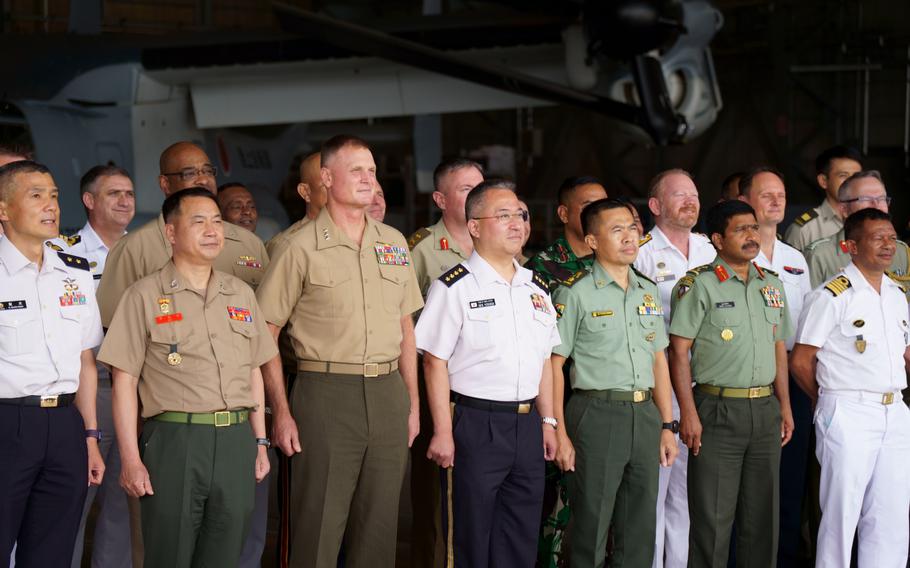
[378,264,407,315]
[464,307,501,349]
[0,313,41,356]
[307,265,354,317]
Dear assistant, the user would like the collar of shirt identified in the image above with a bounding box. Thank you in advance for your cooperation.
[431,219,467,257]
[0,236,69,277]
[844,261,902,296]
[313,206,382,251]
[590,260,644,291]
[714,255,765,283]
[465,251,531,288]
[155,260,240,300]
[818,199,842,224]
[79,221,121,255]
[649,225,710,259]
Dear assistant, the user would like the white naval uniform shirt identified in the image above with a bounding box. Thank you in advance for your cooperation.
[755,239,811,350]
[49,222,122,290]
[633,225,717,329]
[0,237,103,397]
[796,262,910,393]
[415,251,561,402]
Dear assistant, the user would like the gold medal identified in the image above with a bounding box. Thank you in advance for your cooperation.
[721,328,734,341]
[855,335,866,354]
[852,319,864,328]
[167,352,182,366]
[645,331,656,342]
[643,294,654,303]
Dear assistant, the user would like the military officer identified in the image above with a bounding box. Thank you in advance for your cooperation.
[669,199,794,567]
[804,170,910,289]
[634,168,716,568]
[0,160,105,566]
[266,152,325,259]
[552,198,678,567]
[784,146,862,251]
[415,179,558,568]
[98,188,276,567]
[406,156,483,568]
[791,208,910,568]
[256,135,423,568]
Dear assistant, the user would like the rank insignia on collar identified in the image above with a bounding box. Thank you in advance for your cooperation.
[530,293,551,314]
[236,255,262,269]
[439,237,449,250]
[714,265,730,282]
[374,243,411,266]
[760,286,784,308]
[228,306,253,322]
[752,262,766,279]
[59,277,87,306]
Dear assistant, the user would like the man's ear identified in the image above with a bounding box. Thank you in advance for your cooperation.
[647,197,661,217]
[710,232,723,251]
[320,167,332,192]
[431,191,445,211]
[584,234,597,251]
[817,173,829,192]
[297,182,311,202]
[467,219,481,239]
[82,191,95,213]
[158,175,171,196]
[164,221,177,245]
[845,238,859,256]
[556,204,569,225]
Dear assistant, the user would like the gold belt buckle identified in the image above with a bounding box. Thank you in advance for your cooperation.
[40,395,58,408]
[363,363,380,378]
[517,403,531,414]
[748,387,762,399]
[633,390,646,403]
[882,392,895,405]
[214,411,231,427]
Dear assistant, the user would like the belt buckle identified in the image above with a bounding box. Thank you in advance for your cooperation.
[633,390,646,403]
[40,395,58,408]
[363,363,380,378]
[748,387,762,399]
[214,411,231,427]
[517,403,531,414]
[882,392,895,405]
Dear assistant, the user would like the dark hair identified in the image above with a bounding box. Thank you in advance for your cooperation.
[738,166,783,198]
[580,198,633,236]
[843,208,892,242]
[162,187,219,223]
[647,168,693,199]
[433,158,484,191]
[705,199,756,239]
[815,145,862,176]
[217,182,248,194]
[720,172,744,200]
[837,170,884,201]
[0,160,51,201]
[464,178,516,220]
[321,135,371,166]
[80,165,132,197]
[0,141,34,161]
[557,176,604,206]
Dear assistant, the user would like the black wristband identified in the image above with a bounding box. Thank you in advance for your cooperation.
[662,421,679,434]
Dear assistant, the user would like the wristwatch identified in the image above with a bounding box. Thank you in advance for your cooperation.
[85,429,102,441]
[541,416,558,430]
[662,421,680,434]
[256,437,271,448]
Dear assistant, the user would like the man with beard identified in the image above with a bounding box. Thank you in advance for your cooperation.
[669,199,794,567]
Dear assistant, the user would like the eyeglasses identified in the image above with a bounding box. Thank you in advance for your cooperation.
[839,196,891,205]
[162,166,217,182]
[472,211,530,224]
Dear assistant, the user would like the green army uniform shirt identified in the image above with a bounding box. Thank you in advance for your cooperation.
[553,262,668,391]
[408,219,469,298]
[525,235,595,291]
[804,228,910,289]
[669,258,793,388]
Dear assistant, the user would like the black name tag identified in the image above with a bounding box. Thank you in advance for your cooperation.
[469,298,496,309]
[715,301,735,308]
[0,300,27,310]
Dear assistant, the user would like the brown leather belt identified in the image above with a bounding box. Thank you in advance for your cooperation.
[298,360,398,377]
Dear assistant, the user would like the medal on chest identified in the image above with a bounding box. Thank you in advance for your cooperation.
[236,255,262,269]
[530,293,551,314]
[637,294,663,316]
[374,243,411,266]
[59,277,87,306]
[760,286,784,308]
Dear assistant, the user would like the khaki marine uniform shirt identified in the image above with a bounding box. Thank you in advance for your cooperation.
[804,228,910,290]
[256,207,423,365]
[408,219,470,299]
[265,217,312,260]
[97,215,269,326]
[784,199,842,252]
[97,261,277,418]
[669,258,793,388]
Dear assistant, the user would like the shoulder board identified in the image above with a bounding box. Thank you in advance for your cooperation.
[764,267,779,277]
[824,275,851,297]
[686,264,714,277]
[560,270,588,288]
[793,209,819,227]
[439,264,469,287]
[532,271,550,295]
[407,227,431,250]
[56,252,90,271]
[886,271,910,293]
[632,266,656,286]
[60,233,82,247]
[638,233,653,246]
[44,240,64,252]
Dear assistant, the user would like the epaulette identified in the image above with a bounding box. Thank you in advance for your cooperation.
[532,271,550,295]
[632,266,656,286]
[765,268,779,277]
[793,209,819,227]
[638,233,653,246]
[407,227,431,250]
[57,252,90,271]
[886,271,910,294]
[824,275,851,297]
[686,264,714,277]
[439,264,469,287]
[60,234,82,247]
[44,240,64,252]
[560,270,587,288]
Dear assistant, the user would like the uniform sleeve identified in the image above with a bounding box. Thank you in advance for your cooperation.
[669,277,707,339]
[410,245,431,298]
[256,233,271,267]
[256,241,307,327]
[247,291,279,368]
[97,287,149,377]
[96,236,142,327]
[795,288,838,348]
[414,280,462,360]
[81,274,104,351]
[774,282,795,341]
[652,291,670,351]
[552,286,578,358]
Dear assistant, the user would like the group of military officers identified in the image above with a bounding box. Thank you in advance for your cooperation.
[0,138,908,568]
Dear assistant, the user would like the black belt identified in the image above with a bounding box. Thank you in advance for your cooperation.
[0,393,76,408]
[451,392,536,414]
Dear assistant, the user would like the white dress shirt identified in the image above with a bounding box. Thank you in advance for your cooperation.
[415,251,561,402]
[755,238,811,350]
[49,222,122,289]
[0,237,103,397]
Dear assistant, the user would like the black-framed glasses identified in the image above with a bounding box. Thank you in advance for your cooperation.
[162,166,217,182]
[472,211,530,224]
[839,196,891,206]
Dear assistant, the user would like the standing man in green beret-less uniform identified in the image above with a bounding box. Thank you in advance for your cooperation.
[669,199,794,567]
[551,199,678,567]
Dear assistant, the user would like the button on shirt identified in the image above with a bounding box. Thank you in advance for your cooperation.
[97,261,278,417]
[415,252,561,402]
[633,226,717,329]
[755,239,811,350]
[0,237,103,397]
[796,262,910,393]
[552,262,668,391]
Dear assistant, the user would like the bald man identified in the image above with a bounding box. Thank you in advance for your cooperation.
[265,152,325,258]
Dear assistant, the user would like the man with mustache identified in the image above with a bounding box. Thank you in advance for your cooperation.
[669,199,794,567]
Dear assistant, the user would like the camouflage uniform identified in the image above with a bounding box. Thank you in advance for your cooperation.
[525,236,595,292]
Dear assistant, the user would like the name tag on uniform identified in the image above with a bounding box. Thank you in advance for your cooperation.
[715,301,735,308]
[227,306,253,322]
[655,273,677,283]
[469,299,496,309]
[0,300,26,310]
[155,313,183,324]
[374,243,411,266]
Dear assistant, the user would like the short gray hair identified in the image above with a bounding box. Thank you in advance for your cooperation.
[838,170,884,201]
